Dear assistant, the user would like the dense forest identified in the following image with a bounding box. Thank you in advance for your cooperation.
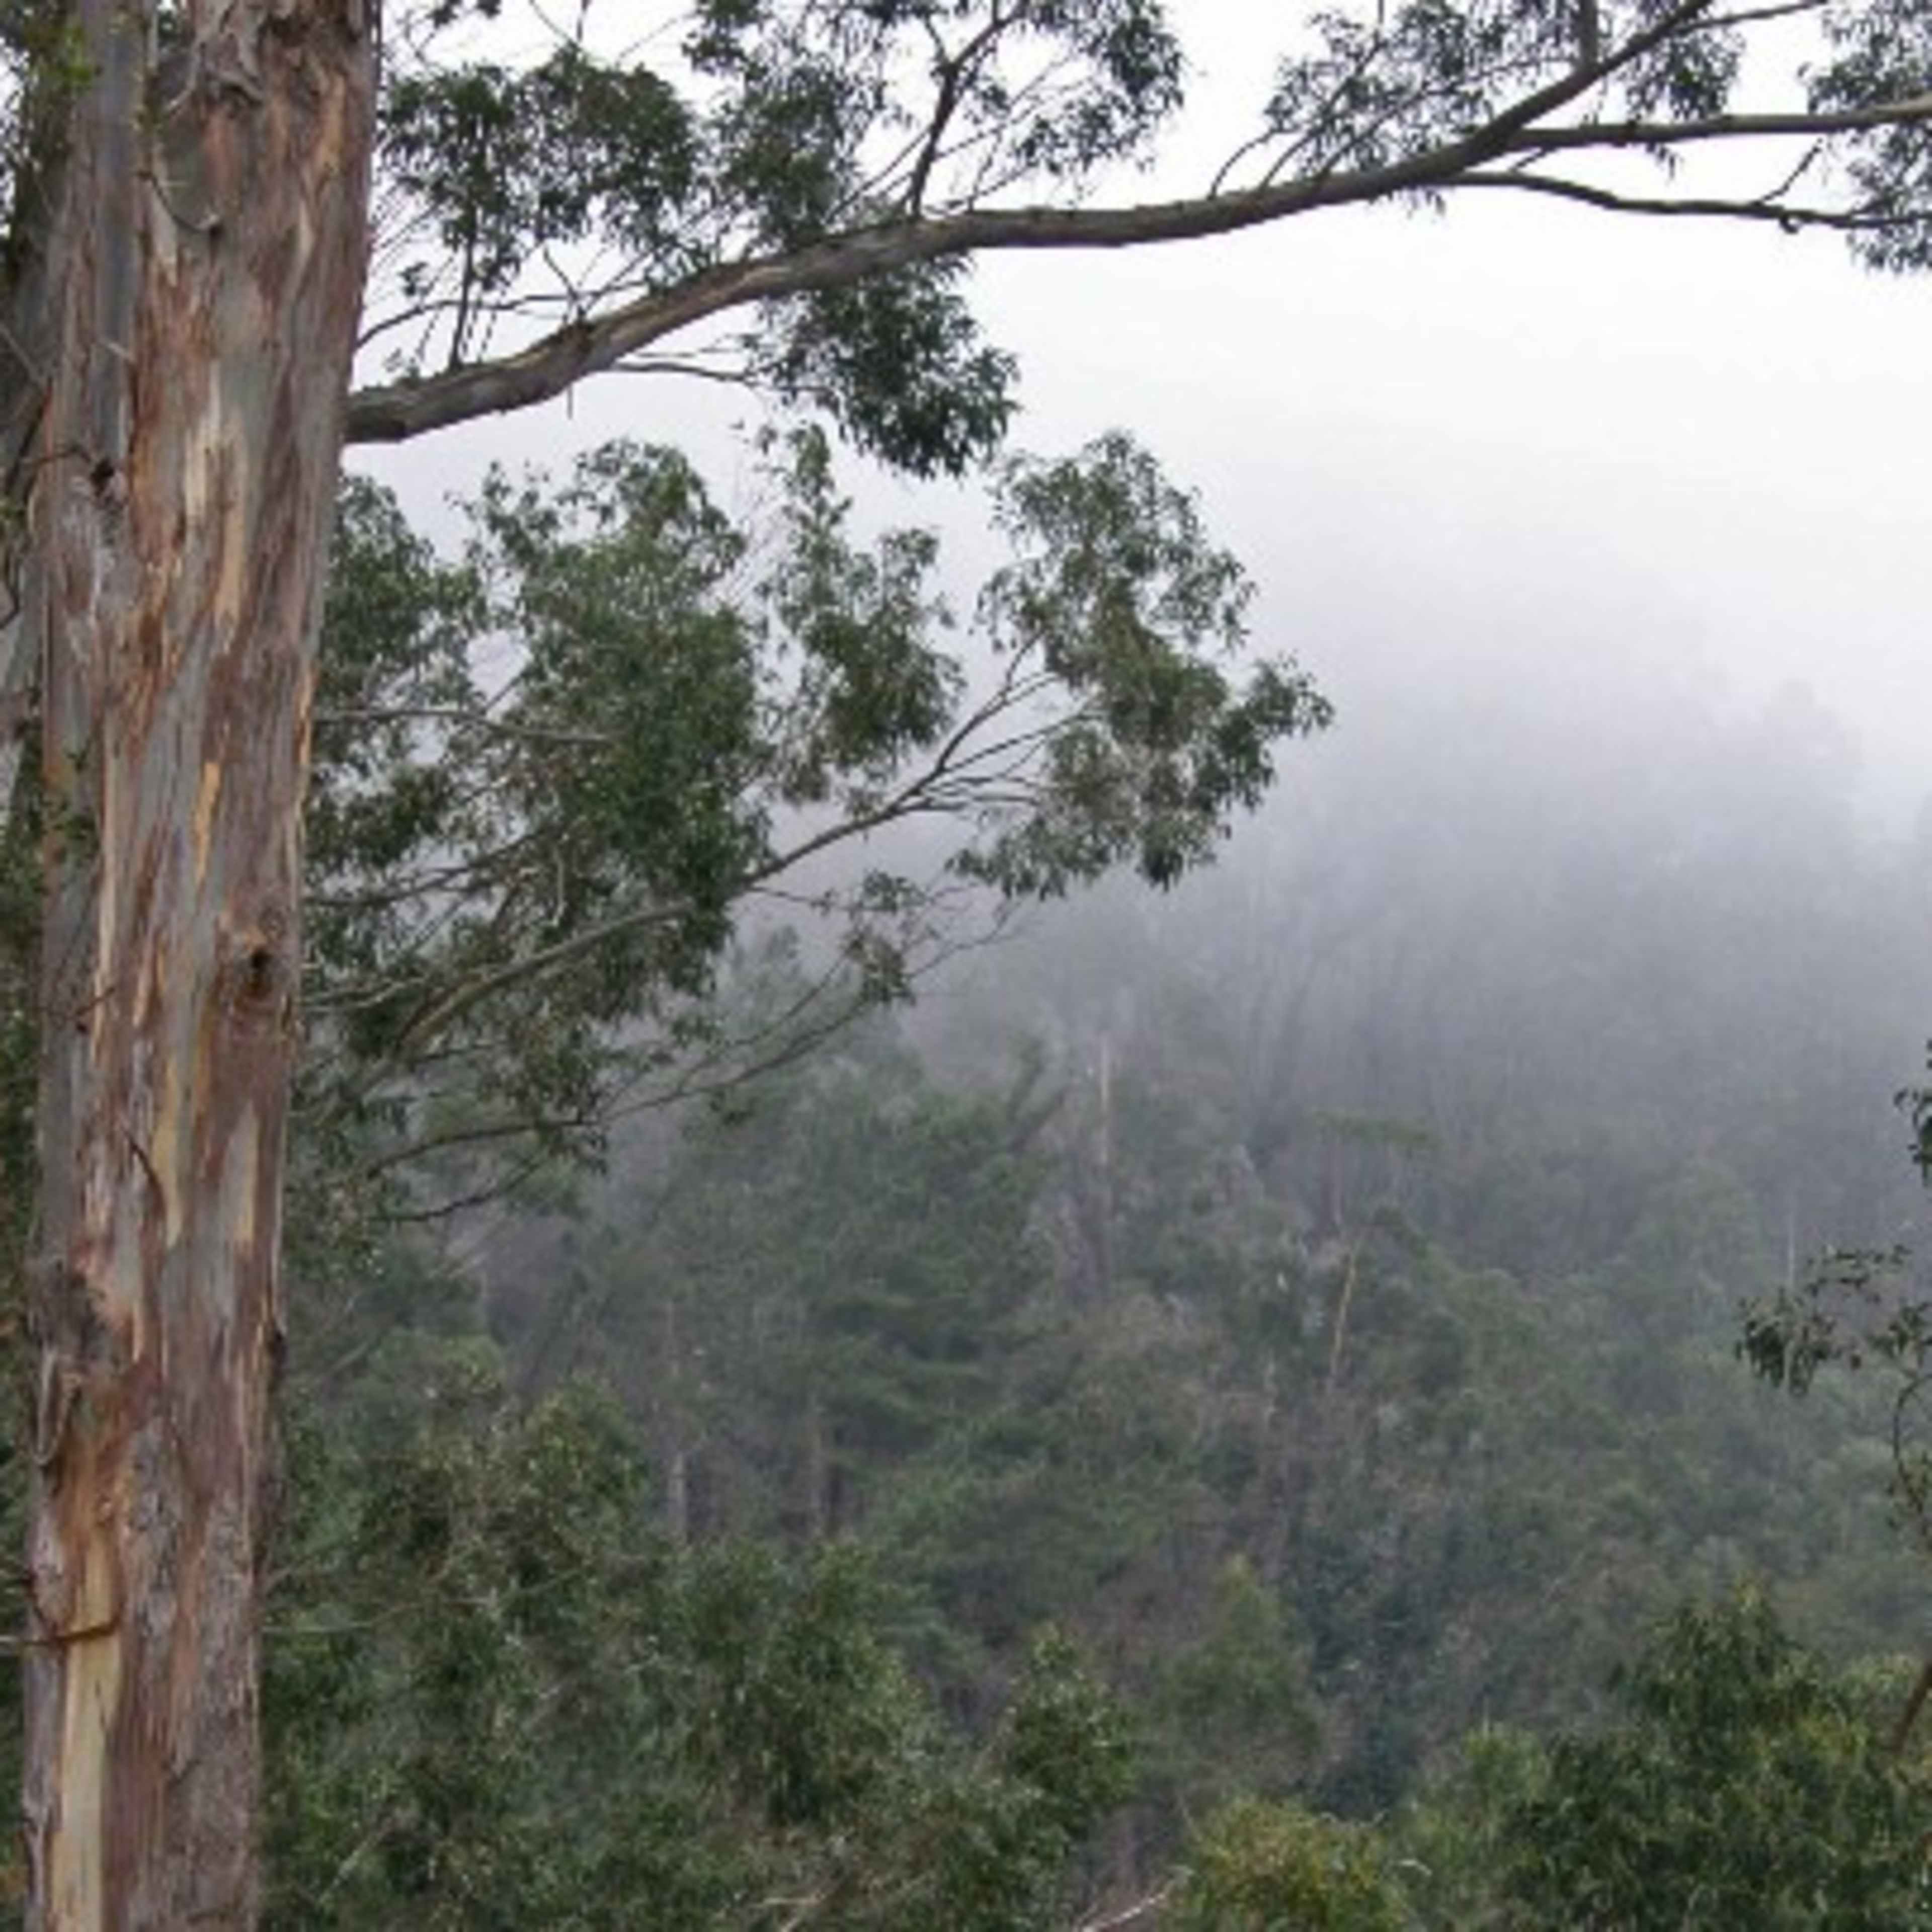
[26,489,1916,1926]
[3,401,1929,1921]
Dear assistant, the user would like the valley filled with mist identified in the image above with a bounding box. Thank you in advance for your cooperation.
[257,600,1932,1923]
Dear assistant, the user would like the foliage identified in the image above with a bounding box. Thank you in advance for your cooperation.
[1393,1724,1549,1930]
[1147,1557,1320,1812]
[522,1024,1056,1546]
[381,48,703,358]
[264,1333,1133,1929]
[1167,1796,1408,1932]
[3,0,1930,1918]
[259,652,1932,1922]
[537,865,1930,1838]
[964,435,1325,897]
[1904,1049,1932,1181]
[1496,1591,1932,1929]
[1810,0,1932,271]
[327,0,1932,437]
[303,429,1323,1210]
[1265,0,1740,181]
[1740,1244,1932,1561]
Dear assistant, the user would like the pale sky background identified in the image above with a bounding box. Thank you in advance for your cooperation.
[352,3,1932,833]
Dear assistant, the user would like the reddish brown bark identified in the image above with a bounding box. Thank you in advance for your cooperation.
[18,2,373,1922]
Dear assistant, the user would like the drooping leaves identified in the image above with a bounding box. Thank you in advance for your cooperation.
[1812,0,1932,270]
[756,264,1018,476]
[963,432,1330,895]
[307,430,1321,1203]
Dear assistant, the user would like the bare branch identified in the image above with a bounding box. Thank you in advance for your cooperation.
[1697,0,1826,27]
[1069,1885,1178,1932]
[385,1146,557,1223]
[608,354,761,388]
[906,7,1012,213]
[1493,95,1932,158]
[1455,170,1914,233]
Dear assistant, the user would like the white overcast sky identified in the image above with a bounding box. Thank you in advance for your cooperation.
[352,2,1932,829]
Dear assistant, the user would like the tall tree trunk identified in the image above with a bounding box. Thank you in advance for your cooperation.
[17,2,373,1922]
[1094,1030,1115,1300]
[662,1296,690,1547]
[803,1384,829,1543]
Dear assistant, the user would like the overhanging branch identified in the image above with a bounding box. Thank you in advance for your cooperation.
[337,2,1932,446]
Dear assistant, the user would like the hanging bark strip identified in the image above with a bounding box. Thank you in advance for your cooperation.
[19,0,374,1922]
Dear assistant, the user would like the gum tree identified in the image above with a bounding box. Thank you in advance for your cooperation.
[0,0,1927,1922]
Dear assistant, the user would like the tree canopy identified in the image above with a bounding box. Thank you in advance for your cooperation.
[300,425,1324,1212]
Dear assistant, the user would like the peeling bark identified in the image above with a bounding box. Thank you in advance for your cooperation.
[18,1,373,1922]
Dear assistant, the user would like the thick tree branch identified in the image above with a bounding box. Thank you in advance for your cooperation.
[342,187,1347,441]
[350,0,1929,445]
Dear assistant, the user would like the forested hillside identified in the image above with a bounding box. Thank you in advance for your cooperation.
[6,379,1927,1930]
[232,636,1932,1923]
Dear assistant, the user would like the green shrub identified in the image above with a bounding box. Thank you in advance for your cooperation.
[1170,1797,1408,1931]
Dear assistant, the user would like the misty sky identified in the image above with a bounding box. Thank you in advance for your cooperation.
[352,4,1932,831]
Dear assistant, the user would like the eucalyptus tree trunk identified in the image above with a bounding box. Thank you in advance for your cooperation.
[14,1,373,1921]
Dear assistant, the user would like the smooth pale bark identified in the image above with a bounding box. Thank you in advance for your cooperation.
[18,2,373,1922]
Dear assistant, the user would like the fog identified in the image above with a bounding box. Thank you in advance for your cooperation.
[347,4,1932,1434]
[972,190,1932,831]
[913,626,1931,1256]
[355,7,1932,842]
[359,93,1932,1327]
[466,482,1932,1827]
[303,20,1932,1898]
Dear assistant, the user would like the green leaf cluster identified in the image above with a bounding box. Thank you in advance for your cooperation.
[1169,1797,1408,1932]
[1497,1591,1932,1929]
[265,1335,1133,1929]
[305,430,1320,1205]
